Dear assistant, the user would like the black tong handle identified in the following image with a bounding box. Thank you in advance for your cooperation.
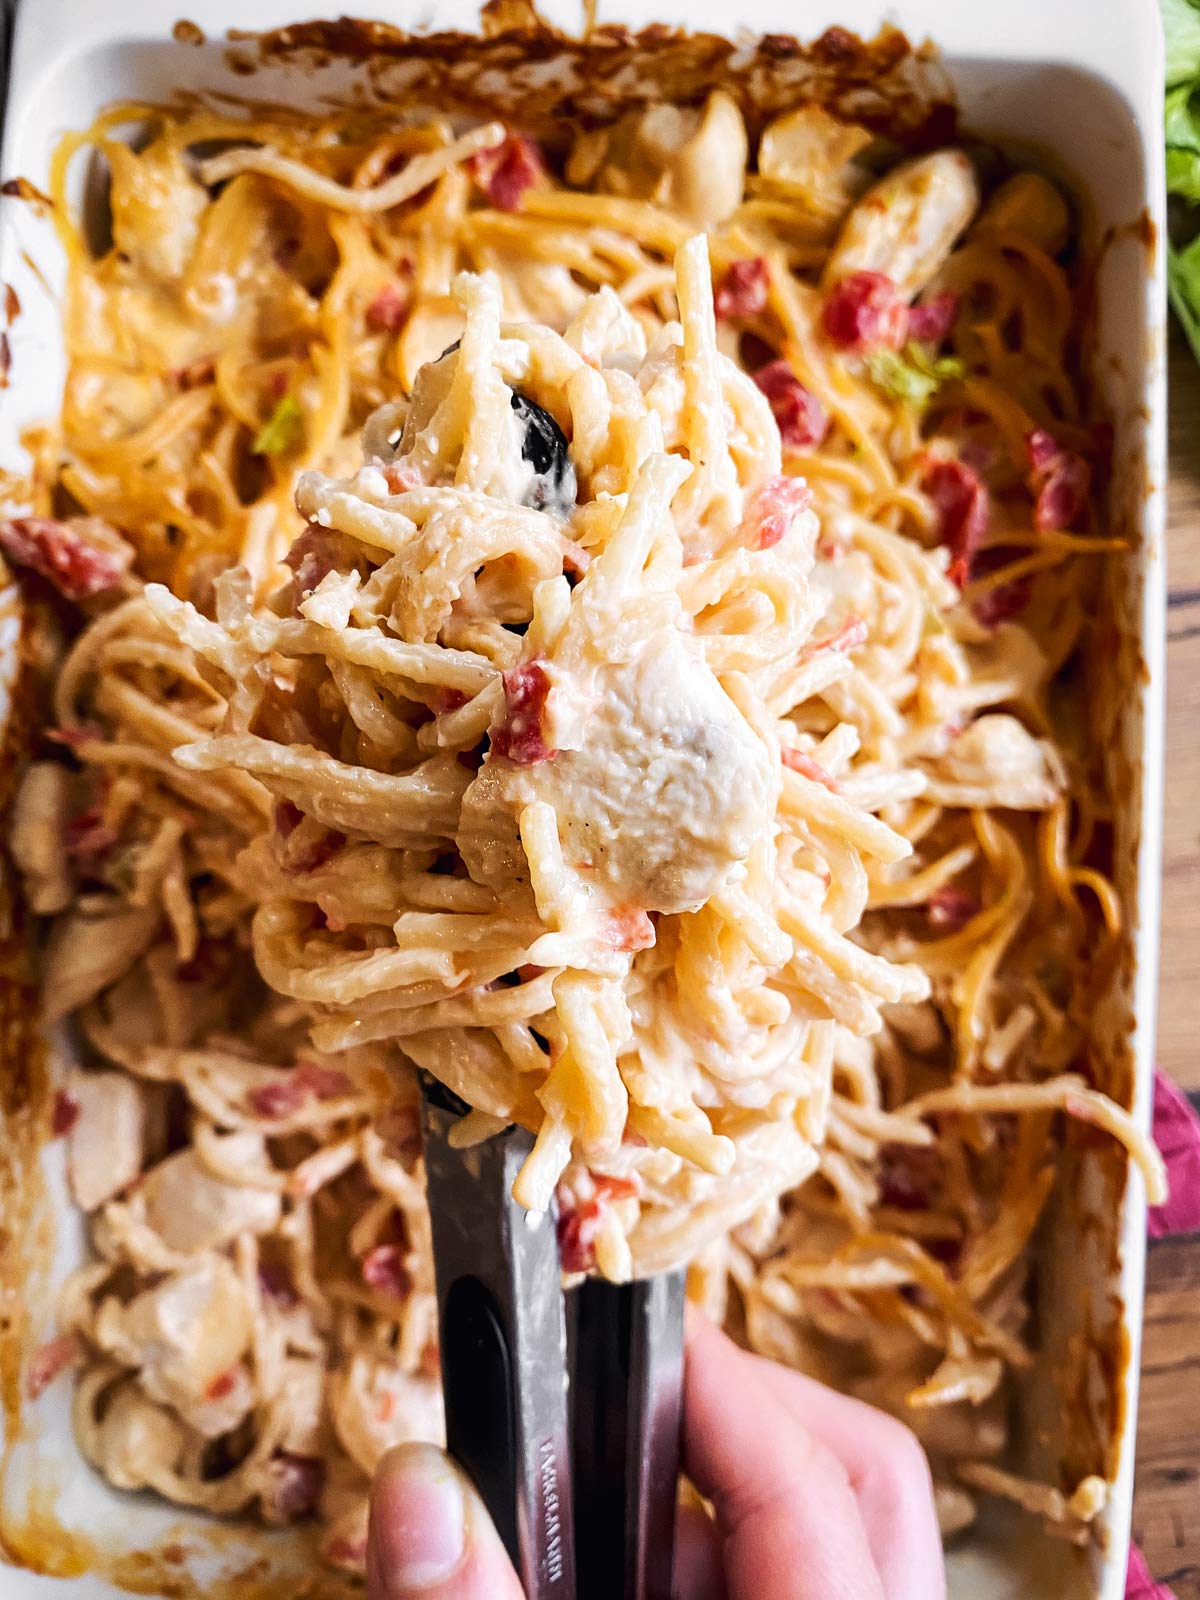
[420,1075,686,1599]
[571,1272,687,1600]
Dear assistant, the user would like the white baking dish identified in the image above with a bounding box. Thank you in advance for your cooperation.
[0,2,1167,1597]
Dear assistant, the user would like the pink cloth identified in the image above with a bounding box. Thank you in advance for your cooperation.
[1126,1541,1176,1600]
[1147,1072,1200,1237]
[1125,1070,1200,1597]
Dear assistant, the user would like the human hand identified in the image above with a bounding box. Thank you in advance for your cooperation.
[365,1309,945,1600]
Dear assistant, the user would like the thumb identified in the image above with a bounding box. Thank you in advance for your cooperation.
[682,1315,884,1600]
[367,1442,527,1600]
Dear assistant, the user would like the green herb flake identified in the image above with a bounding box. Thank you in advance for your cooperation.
[865,342,965,407]
[252,394,304,457]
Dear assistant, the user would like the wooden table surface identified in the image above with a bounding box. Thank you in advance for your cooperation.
[1131,324,1200,1596]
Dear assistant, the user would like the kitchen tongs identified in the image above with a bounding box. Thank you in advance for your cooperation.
[420,1074,686,1600]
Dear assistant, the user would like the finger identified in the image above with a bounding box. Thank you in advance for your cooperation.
[738,1352,945,1600]
[673,1499,727,1600]
[367,1442,526,1600]
[683,1314,885,1600]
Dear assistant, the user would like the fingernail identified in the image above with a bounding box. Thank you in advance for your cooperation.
[370,1444,466,1593]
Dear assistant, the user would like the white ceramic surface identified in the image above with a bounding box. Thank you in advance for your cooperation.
[0,3,1167,1597]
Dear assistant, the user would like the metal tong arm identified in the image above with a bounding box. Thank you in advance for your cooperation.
[420,1076,575,1600]
[571,1271,687,1600]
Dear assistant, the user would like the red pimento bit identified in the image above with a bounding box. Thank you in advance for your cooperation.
[257,1262,299,1308]
[205,1368,239,1402]
[822,271,908,352]
[714,257,770,320]
[739,474,813,550]
[597,906,655,953]
[365,279,409,333]
[1025,427,1090,531]
[804,614,868,657]
[491,660,557,765]
[248,1062,351,1119]
[262,1454,325,1523]
[906,290,959,344]
[52,1089,80,1137]
[921,458,989,588]
[967,544,1033,628]
[781,747,838,792]
[753,361,829,449]
[557,1174,640,1273]
[361,1244,411,1300]
[468,134,543,211]
[0,516,131,601]
[926,885,979,932]
[27,1332,80,1399]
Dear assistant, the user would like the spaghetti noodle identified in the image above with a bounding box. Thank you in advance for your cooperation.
[2,91,1163,1572]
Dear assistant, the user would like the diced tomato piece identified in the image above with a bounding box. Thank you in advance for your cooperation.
[714,257,770,320]
[781,748,838,792]
[823,271,908,352]
[592,1173,639,1203]
[468,134,543,211]
[1025,428,1090,531]
[557,1197,602,1273]
[598,906,655,953]
[46,722,102,753]
[361,1244,411,1300]
[52,1090,80,1137]
[968,544,1033,627]
[878,1143,940,1212]
[1025,427,1061,475]
[753,360,829,448]
[175,938,233,985]
[262,1454,325,1523]
[27,1332,80,1399]
[257,1262,299,1307]
[805,614,868,656]
[0,517,132,601]
[921,458,989,587]
[926,885,979,931]
[379,1101,422,1157]
[906,290,959,344]
[430,687,468,715]
[294,1062,352,1100]
[249,1062,350,1119]
[383,462,422,494]
[285,526,341,603]
[492,659,557,765]
[65,797,117,869]
[205,1368,239,1402]
[248,1079,306,1119]
[557,1173,639,1273]
[272,803,344,874]
[739,473,813,550]
[420,1340,442,1378]
[324,1534,369,1573]
[365,280,408,333]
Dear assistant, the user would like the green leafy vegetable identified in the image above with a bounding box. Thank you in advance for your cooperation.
[252,395,304,456]
[1164,0,1200,362]
[1165,0,1200,87]
[1170,234,1200,358]
[865,342,965,406]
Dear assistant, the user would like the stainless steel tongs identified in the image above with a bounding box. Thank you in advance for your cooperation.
[420,1073,686,1600]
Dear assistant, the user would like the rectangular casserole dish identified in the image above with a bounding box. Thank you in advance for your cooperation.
[0,2,1166,1597]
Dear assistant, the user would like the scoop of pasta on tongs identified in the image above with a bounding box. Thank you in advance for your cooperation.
[137,238,927,1594]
